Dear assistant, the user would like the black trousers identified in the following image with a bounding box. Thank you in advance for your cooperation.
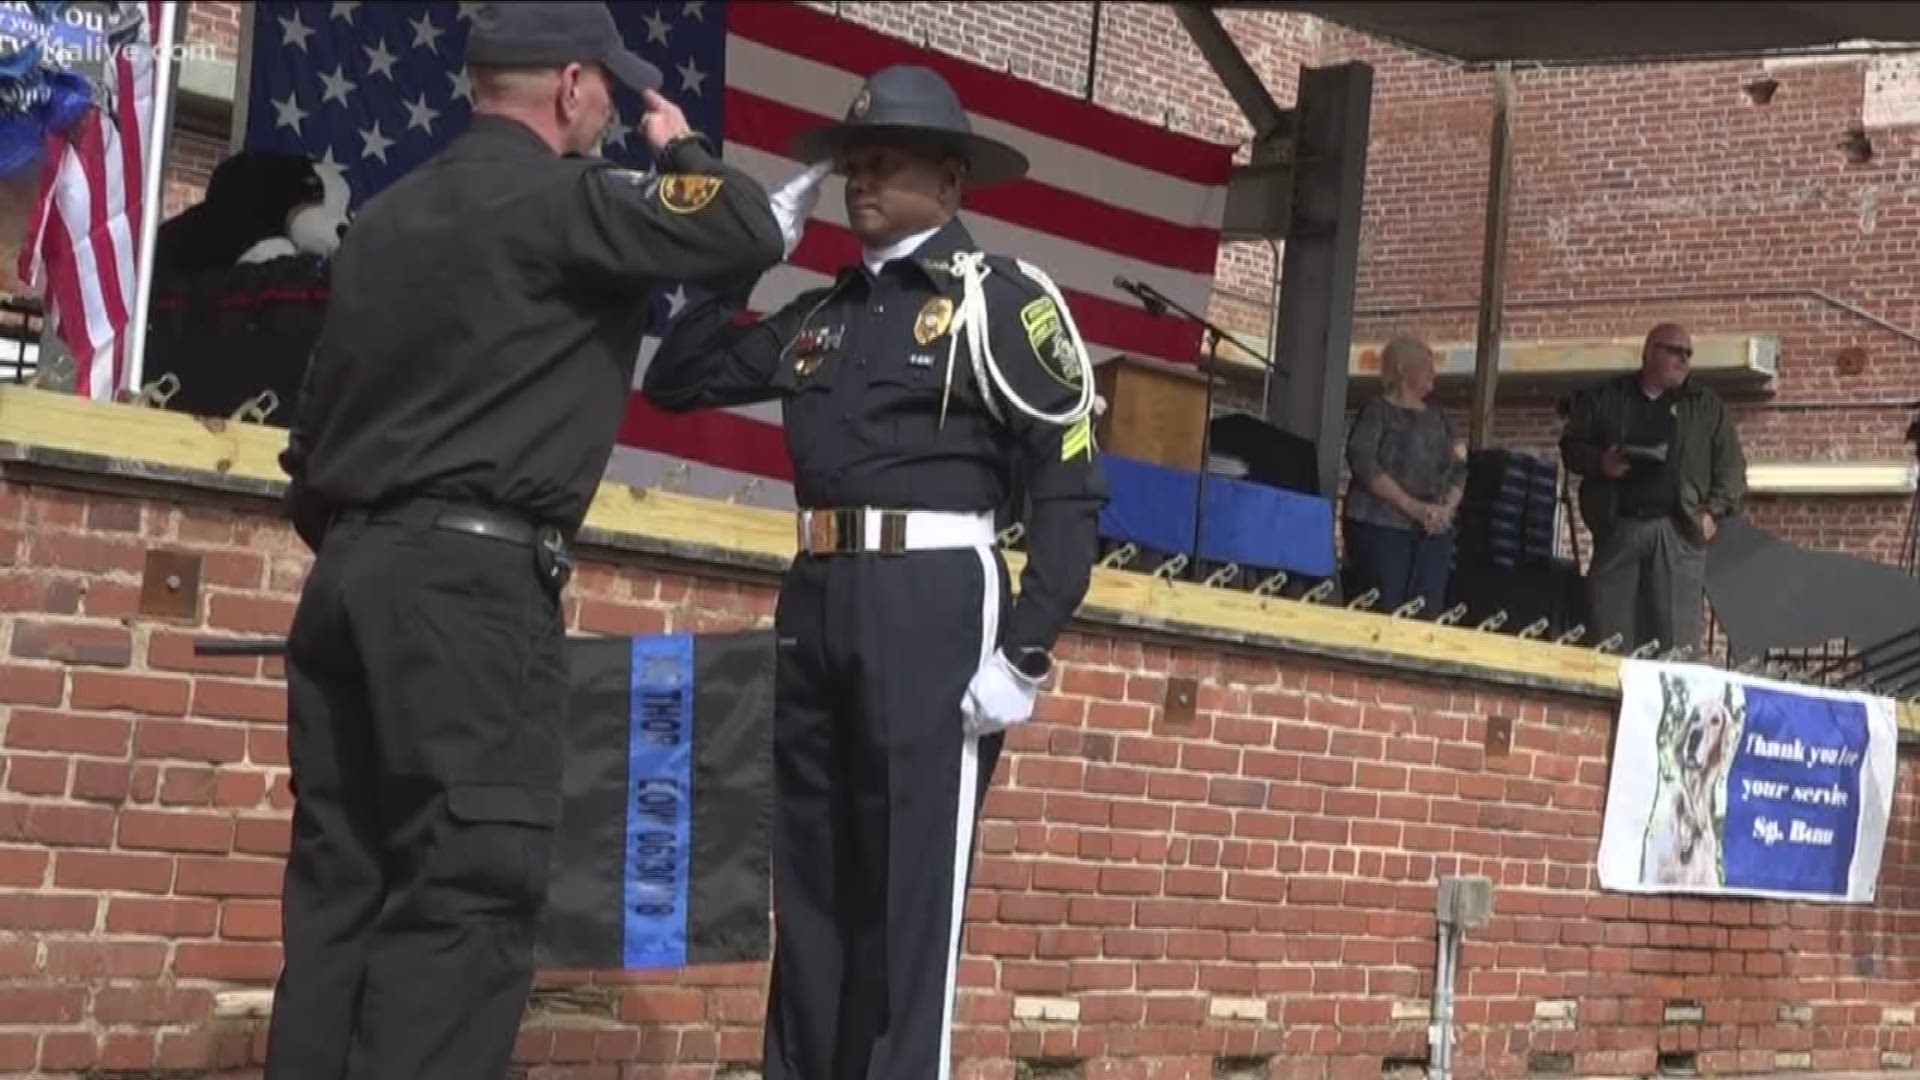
[264,507,569,1080]
[761,543,1009,1080]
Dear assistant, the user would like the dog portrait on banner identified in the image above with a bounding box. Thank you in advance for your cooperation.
[1638,671,1746,889]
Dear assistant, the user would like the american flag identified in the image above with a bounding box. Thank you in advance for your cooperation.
[18,0,165,401]
[242,0,1233,509]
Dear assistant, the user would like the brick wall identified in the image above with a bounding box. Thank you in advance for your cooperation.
[156,1,1919,567]
[5,468,1920,1079]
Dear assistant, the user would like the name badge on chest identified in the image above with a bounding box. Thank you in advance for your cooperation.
[793,323,845,378]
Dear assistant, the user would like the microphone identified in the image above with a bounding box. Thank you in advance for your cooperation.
[1113,275,1168,316]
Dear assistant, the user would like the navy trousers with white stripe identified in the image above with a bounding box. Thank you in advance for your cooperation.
[761,543,1007,1080]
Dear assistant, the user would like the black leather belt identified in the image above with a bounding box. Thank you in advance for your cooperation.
[338,502,560,551]
[336,500,574,591]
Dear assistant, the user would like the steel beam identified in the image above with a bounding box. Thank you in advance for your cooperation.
[1270,63,1374,498]
[1468,64,1513,450]
[1172,0,1292,152]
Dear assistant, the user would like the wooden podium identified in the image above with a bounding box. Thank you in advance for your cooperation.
[1092,354,1209,472]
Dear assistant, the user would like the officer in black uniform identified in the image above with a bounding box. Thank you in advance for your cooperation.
[265,5,784,1079]
[642,65,1108,1080]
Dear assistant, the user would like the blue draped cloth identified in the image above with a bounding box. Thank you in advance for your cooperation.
[1096,455,1337,578]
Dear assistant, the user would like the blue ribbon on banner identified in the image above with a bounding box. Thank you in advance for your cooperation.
[624,634,695,969]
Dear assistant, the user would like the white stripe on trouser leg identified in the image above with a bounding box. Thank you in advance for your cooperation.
[939,544,1000,1080]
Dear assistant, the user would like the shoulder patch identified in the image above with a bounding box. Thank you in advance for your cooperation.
[656,173,723,214]
[1019,295,1082,389]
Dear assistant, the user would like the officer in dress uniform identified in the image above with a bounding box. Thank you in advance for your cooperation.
[642,65,1108,1080]
[266,5,784,1079]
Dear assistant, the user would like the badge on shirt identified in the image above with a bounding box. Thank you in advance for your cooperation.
[793,323,844,378]
[656,174,723,214]
[914,296,954,345]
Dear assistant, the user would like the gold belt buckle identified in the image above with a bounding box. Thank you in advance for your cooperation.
[798,509,907,555]
[876,511,907,555]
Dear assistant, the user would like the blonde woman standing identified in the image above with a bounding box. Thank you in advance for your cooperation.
[1343,337,1466,617]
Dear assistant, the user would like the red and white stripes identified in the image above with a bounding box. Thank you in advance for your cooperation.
[17,0,163,400]
[605,0,1235,508]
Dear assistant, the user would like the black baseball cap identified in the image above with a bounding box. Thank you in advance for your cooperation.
[466,1,663,93]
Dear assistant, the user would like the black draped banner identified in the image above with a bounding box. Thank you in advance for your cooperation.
[535,629,776,971]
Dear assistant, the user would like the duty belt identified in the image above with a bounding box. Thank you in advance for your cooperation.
[336,500,573,589]
[796,508,996,556]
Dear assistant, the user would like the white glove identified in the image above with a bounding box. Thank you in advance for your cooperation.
[770,161,830,259]
[962,649,1046,738]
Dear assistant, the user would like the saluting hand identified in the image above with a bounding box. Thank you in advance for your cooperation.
[770,162,831,259]
[640,88,692,155]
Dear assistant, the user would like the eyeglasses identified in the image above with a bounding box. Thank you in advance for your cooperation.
[1654,343,1693,360]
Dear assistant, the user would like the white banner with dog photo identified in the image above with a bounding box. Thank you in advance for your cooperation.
[1597,660,1899,903]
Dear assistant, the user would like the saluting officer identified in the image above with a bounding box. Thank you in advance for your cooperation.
[267,4,784,1079]
[643,65,1108,1080]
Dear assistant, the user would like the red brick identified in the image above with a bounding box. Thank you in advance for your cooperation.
[0,663,63,704]
[207,595,298,634]
[202,549,267,588]
[37,1033,97,1071]
[84,498,142,532]
[4,709,131,755]
[158,765,217,806]
[215,769,271,807]
[220,899,282,941]
[577,600,669,636]
[134,719,248,763]
[29,532,145,574]
[174,941,282,982]
[71,760,132,802]
[175,856,283,897]
[0,987,86,1022]
[42,940,170,980]
[55,851,175,893]
[250,726,289,766]
[107,897,219,937]
[0,846,47,886]
[118,809,235,854]
[0,573,83,616]
[70,671,191,715]
[24,803,116,847]
[94,987,215,1025]
[4,754,68,795]
[235,815,290,856]
[0,939,30,977]
[99,1032,157,1072]
[157,1029,217,1071]
[191,678,288,723]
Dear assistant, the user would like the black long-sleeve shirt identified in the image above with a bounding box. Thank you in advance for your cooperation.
[280,114,784,541]
[641,217,1107,656]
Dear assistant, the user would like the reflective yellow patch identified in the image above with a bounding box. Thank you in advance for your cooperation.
[1061,416,1094,461]
[657,173,723,214]
[1021,296,1060,345]
[1022,296,1082,388]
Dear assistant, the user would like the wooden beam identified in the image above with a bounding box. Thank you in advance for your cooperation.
[1468,63,1512,450]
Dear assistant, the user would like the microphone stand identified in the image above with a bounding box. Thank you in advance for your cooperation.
[1115,279,1272,581]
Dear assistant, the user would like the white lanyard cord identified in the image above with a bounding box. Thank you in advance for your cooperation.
[942,251,1098,429]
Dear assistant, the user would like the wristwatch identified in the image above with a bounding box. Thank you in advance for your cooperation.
[1003,646,1053,683]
